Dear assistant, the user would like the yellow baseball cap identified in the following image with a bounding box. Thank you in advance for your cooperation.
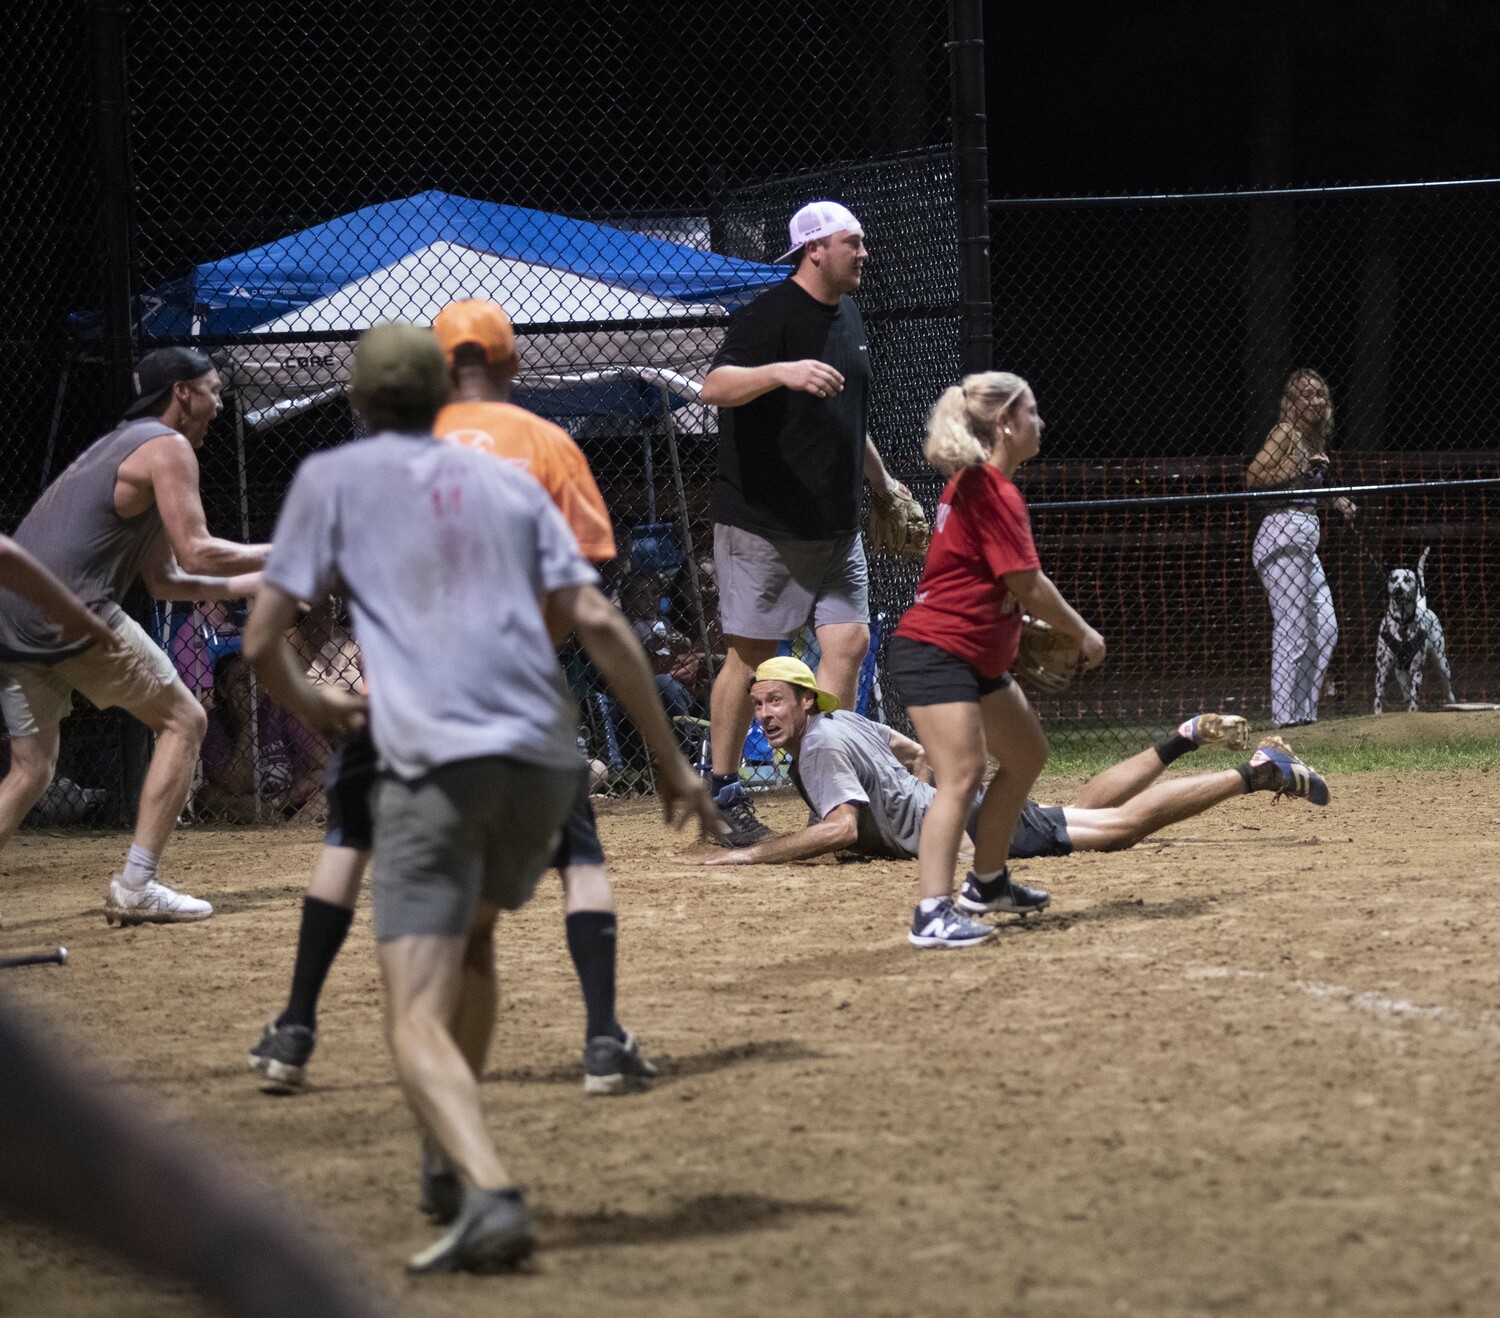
[752,656,839,713]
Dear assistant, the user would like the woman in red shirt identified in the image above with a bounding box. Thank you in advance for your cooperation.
[888,372,1105,949]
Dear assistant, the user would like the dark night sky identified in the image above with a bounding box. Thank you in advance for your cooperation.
[988,1,1500,194]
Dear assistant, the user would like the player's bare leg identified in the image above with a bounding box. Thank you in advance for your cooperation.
[0,727,59,851]
[813,621,870,712]
[105,681,212,925]
[127,679,208,856]
[1070,747,1170,809]
[972,683,1049,874]
[708,636,780,777]
[907,701,988,902]
[308,845,368,908]
[378,920,512,1192]
[1064,769,1248,852]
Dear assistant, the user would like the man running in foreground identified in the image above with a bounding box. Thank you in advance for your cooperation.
[700,658,1330,916]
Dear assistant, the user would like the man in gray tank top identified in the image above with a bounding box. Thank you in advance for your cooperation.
[0,347,268,924]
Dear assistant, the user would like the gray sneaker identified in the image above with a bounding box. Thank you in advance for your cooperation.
[406,1186,535,1275]
[584,1028,659,1096]
[248,1021,316,1092]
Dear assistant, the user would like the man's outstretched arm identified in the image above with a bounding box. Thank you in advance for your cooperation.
[699,802,860,866]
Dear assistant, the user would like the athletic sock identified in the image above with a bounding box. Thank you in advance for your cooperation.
[970,866,1009,886]
[120,843,160,889]
[1154,734,1198,767]
[277,897,354,1032]
[917,896,948,914]
[1244,760,1281,794]
[1236,763,1254,793]
[710,772,738,796]
[565,911,623,1043]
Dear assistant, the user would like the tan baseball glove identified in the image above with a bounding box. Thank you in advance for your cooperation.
[865,484,931,561]
[1011,616,1084,694]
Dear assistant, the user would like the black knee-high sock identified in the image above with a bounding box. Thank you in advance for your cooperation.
[1154,734,1197,767]
[278,897,354,1031]
[565,911,623,1042]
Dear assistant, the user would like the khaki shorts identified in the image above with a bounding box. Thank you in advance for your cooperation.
[371,756,581,943]
[0,604,177,738]
[713,524,869,640]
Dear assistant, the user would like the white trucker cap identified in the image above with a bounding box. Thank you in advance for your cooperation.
[776,200,864,262]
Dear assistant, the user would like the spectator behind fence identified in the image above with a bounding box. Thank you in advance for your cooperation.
[197,650,327,823]
[170,599,243,697]
[621,575,704,756]
[1246,369,1356,728]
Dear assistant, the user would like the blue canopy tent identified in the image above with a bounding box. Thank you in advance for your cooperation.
[131,193,786,796]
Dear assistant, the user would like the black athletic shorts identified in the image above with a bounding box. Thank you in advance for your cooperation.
[323,725,378,851]
[549,770,606,869]
[886,634,1013,706]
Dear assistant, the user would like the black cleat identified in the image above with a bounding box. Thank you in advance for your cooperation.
[583,1028,659,1096]
[710,780,773,848]
[954,869,1051,916]
[406,1186,535,1275]
[248,1021,316,1092]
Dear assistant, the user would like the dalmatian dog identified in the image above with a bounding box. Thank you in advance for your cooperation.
[1373,547,1456,714]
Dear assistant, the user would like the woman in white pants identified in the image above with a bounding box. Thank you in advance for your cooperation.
[1246,369,1355,727]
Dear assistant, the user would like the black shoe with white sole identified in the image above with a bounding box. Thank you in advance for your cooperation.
[407,1186,535,1275]
[583,1028,659,1095]
[248,1021,316,1092]
[955,869,1051,916]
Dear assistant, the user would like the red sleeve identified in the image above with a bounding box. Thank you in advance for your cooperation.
[973,472,1040,580]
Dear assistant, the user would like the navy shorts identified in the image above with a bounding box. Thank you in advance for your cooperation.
[966,798,1071,860]
[550,770,606,869]
[324,726,378,851]
[886,635,1013,707]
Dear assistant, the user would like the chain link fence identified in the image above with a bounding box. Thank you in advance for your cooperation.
[1,0,960,824]
[6,2,1500,829]
[992,184,1500,750]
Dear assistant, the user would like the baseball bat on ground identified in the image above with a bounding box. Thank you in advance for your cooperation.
[0,947,68,970]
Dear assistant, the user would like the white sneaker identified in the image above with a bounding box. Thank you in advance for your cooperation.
[105,875,214,926]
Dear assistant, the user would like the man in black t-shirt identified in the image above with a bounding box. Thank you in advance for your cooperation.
[699,200,906,846]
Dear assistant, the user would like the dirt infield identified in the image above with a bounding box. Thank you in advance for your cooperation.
[3,755,1500,1317]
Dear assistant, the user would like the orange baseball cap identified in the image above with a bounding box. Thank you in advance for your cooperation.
[432,299,517,365]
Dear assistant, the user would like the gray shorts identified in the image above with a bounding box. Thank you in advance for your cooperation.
[371,756,581,943]
[713,524,869,640]
[0,603,177,738]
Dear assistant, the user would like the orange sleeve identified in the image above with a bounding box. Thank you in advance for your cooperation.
[551,440,617,563]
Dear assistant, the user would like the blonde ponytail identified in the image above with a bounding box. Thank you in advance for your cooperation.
[923,371,1030,475]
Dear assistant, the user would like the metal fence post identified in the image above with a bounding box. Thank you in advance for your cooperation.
[91,0,147,822]
[948,0,992,375]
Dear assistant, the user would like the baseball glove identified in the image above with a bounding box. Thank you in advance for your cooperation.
[1011,616,1084,694]
[865,484,931,561]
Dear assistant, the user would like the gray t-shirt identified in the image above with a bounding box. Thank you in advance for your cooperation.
[264,432,597,780]
[790,710,934,859]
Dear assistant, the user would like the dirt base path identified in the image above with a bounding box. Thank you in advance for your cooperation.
[3,765,1499,1317]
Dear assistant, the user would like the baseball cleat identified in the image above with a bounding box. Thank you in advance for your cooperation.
[248,1020,316,1092]
[1177,713,1252,752]
[419,1148,463,1226]
[955,869,1051,916]
[583,1027,659,1096]
[908,897,998,950]
[710,780,773,848]
[1249,736,1330,806]
[104,875,213,926]
[406,1186,535,1275]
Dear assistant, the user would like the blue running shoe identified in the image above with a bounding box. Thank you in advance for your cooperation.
[1177,713,1251,751]
[955,869,1051,916]
[1249,736,1330,806]
[908,897,997,949]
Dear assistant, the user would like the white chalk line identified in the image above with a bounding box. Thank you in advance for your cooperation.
[1183,964,1500,1046]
